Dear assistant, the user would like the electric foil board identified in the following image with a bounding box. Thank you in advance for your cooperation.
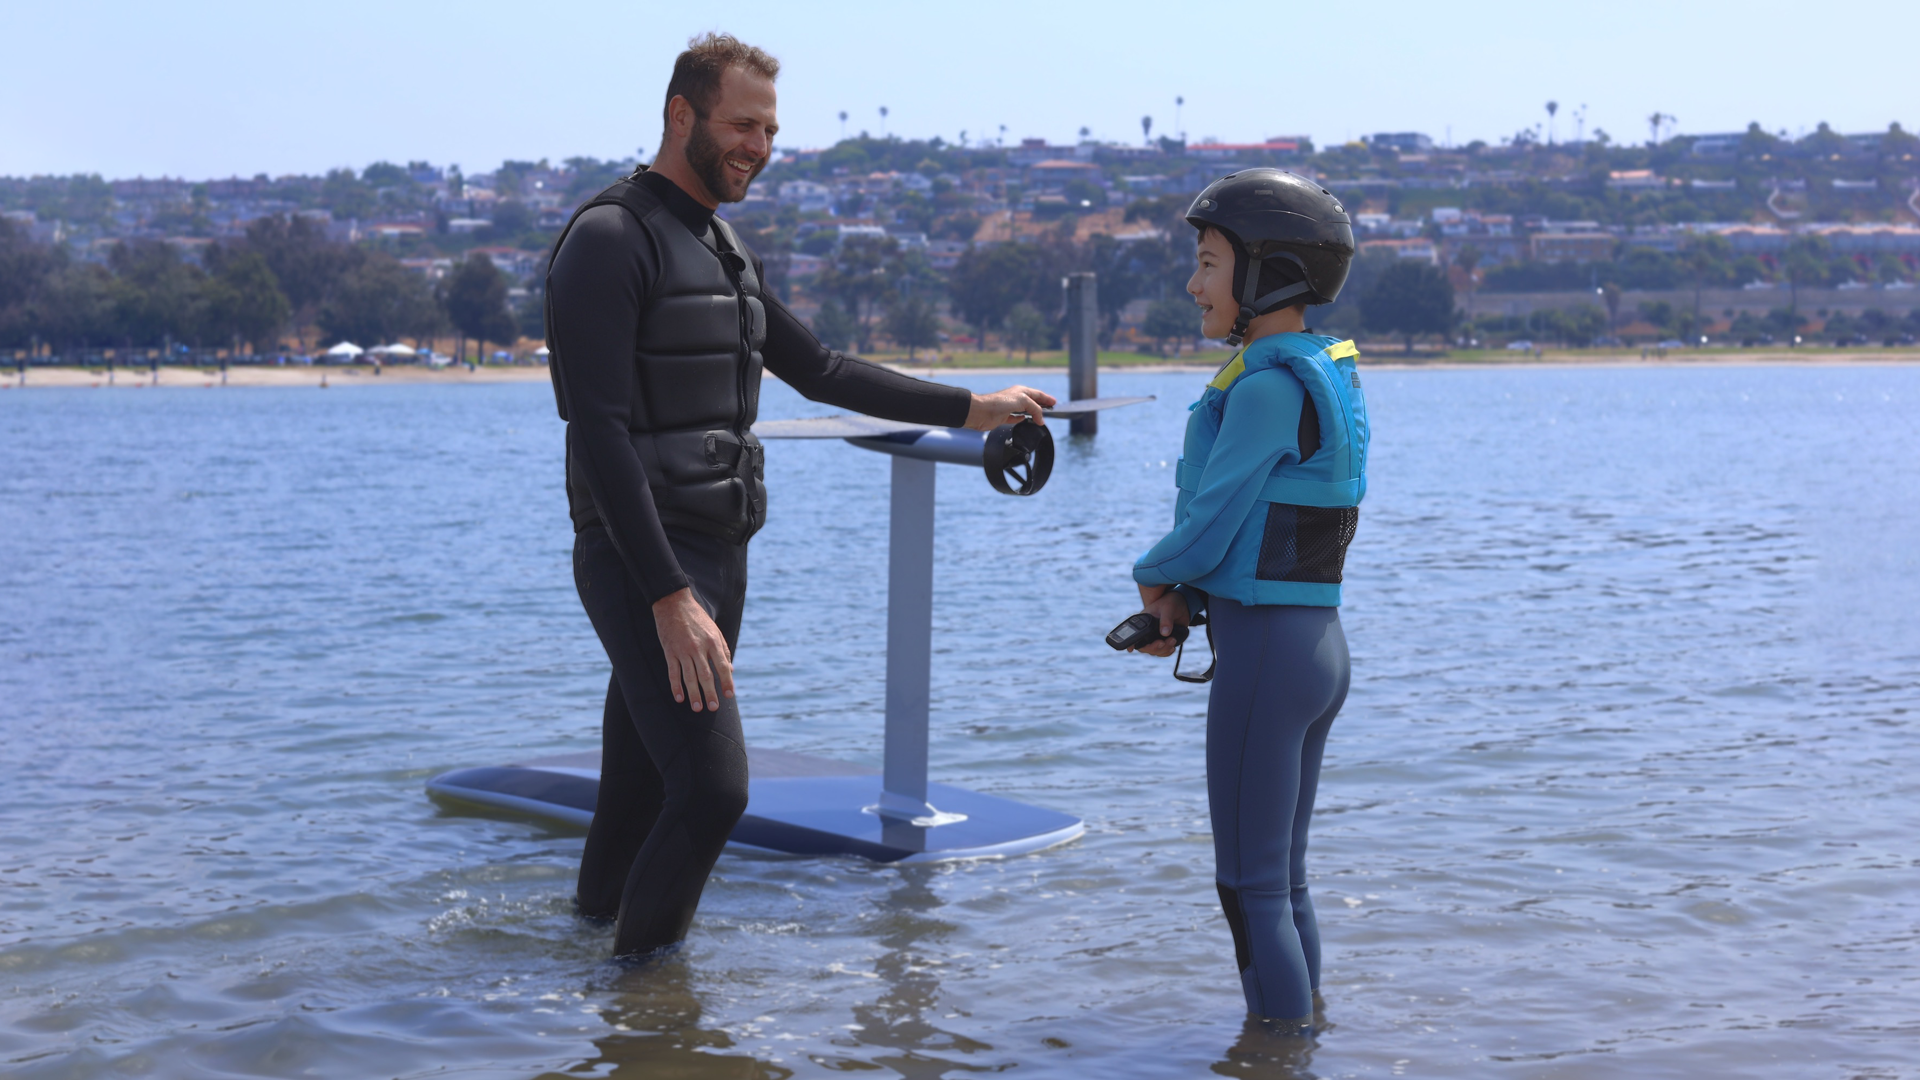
[429,398,1148,865]
[427,747,1084,864]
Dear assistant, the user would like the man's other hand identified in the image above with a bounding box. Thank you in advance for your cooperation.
[1131,583,1189,658]
[964,385,1058,431]
[652,588,734,712]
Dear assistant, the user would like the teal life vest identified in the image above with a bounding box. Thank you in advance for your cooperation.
[1197,335,1368,505]
[1157,333,1368,606]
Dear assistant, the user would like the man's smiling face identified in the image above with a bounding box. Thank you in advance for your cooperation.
[682,65,778,205]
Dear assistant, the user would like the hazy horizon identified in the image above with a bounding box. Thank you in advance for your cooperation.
[6,0,1912,179]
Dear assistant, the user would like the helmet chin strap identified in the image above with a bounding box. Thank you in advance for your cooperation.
[1225,252,1312,347]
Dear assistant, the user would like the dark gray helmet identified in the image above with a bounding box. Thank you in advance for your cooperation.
[1187,168,1356,344]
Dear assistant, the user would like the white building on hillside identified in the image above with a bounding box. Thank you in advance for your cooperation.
[778,180,833,214]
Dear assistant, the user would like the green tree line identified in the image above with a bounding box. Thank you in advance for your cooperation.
[795,207,1198,357]
[791,213,1479,357]
[1479,234,1913,294]
[0,216,518,357]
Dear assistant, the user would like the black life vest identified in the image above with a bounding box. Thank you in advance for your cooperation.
[546,173,769,544]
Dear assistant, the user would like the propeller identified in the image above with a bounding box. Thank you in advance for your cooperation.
[982,422,1053,496]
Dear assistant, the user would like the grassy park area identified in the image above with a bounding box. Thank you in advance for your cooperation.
[857,343,1920,370]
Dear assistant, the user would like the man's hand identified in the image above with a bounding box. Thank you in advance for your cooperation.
[1130,582,1189,658]
[964,385,1058,431]
[652,588,734,712]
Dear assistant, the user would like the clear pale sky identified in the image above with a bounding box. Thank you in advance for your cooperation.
[6,0,1910,179]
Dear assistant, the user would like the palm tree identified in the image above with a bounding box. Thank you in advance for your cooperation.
[838,111,848,140]
[1141,116,1153,145]
[1454,243,1483,321]
[1781,237,1829,314]
[1680,234,1732,336]
[1647,112,1674,146]
[879,106,889,137]
[1546,101,1558,145]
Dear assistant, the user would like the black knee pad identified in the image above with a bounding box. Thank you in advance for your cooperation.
[1217,882,1253,973]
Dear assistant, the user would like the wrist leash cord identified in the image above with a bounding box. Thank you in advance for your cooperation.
[1173,618,1216,683]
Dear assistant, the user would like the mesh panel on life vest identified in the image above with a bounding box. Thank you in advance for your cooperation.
[1256,504,1360,584]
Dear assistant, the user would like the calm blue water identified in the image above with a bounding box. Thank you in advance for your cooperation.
[1,365,1916,1079]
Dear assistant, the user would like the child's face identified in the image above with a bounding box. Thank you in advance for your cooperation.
[1187,228,1240,340]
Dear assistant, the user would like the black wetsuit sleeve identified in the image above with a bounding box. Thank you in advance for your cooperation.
[549,204,691,604]
[757,261,971,427]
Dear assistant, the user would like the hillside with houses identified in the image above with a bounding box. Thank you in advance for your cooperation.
[4,121,1918,362]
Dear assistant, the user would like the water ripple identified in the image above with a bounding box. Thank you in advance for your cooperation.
[2,367,1917,1077]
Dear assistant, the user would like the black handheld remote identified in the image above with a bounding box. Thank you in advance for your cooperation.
[1106,612,1190,651]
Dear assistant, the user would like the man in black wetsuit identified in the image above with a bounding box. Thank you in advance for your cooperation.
[545,32,1054,959]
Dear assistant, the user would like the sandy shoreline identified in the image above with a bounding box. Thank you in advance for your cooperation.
[4,349,1916,390]
[882,349,1920,375]
[0,363,555,389]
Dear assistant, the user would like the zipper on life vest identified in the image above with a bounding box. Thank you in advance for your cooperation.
[719,240,758,535]
[736,286,756,533]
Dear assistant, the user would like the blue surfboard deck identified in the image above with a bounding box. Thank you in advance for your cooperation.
[427,747,1082,864]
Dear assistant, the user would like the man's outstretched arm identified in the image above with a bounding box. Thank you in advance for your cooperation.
[758,287,1055,430]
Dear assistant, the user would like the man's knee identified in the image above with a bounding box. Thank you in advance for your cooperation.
[673,732,749,842]
[701,756,750,826]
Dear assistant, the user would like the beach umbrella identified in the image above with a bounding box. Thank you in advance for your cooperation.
[325,342,364,358]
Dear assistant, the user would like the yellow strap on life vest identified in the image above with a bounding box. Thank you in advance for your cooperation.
[1206,351,1245,392]
[1207,339,1357,393]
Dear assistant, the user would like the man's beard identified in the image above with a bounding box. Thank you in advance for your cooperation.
[686,120,763,204]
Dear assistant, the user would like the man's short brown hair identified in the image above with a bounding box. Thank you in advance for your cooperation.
[663,33,779,128]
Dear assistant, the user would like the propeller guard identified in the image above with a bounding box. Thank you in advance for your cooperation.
[982,422,1054,496]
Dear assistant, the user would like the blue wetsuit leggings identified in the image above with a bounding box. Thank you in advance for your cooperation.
[1206,599,1350,1020]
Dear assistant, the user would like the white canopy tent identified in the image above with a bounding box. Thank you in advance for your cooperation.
[324,342,364,360]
